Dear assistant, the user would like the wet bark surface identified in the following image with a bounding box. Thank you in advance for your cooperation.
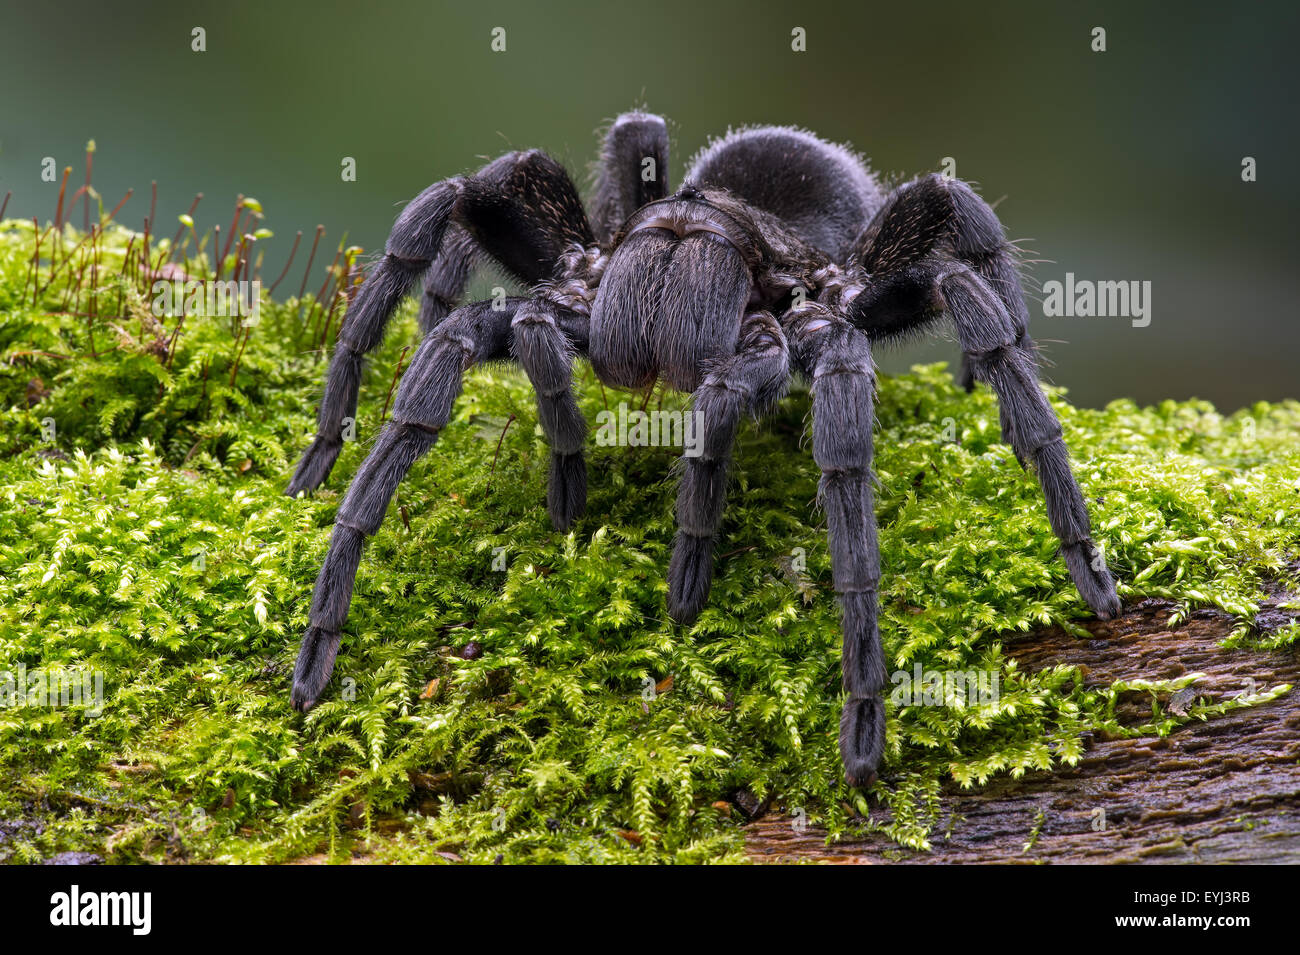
[744,589,1300,864]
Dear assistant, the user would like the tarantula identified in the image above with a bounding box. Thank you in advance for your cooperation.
[285,111,1121,787]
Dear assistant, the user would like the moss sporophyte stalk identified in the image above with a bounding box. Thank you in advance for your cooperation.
[0,213,1295,863]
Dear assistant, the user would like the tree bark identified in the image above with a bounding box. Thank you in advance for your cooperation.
[745,587,1300,864]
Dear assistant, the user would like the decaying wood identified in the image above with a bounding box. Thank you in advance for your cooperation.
[745,588,1300,864]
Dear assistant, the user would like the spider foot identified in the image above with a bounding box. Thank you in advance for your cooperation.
[547,452,587,531]
[840,694,885,789]
[1062,540,1122,620]
[286,438,343,497]
[667,532,714,625]
[291,625,342,711]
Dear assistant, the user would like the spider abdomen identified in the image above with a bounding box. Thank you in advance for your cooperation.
[686,126,883,261]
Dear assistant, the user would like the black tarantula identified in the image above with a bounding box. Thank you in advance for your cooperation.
[286,111,1121,787]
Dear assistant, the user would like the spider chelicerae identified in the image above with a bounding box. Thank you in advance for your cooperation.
[285,111,1121,787]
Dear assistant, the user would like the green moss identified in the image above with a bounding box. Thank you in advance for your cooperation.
[0,217,1296,864]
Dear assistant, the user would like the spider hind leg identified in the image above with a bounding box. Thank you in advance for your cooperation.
[288,150,594,496]
[591,111,671,245]
[943,268,1120,618]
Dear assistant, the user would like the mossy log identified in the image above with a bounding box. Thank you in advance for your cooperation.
[744,588,1300,863]
[4,211,1298,863]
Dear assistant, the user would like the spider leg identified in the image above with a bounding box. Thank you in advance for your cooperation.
[286,179,459,496]
[512,302,590,530]
[852,236,1120,619]
[416,224,479,333]
[939,264,1120,617]
[785,306,885,788]
[847,171,1118,613]
[590,111,671,246]
[292,297,523,710]
[287,150,594,496]
[852,173,1034,392]
[666,310,788,623]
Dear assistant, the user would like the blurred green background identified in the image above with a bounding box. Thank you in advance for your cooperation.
[2,0,1295,409]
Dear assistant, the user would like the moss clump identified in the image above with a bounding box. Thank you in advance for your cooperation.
[0,216,1296,864]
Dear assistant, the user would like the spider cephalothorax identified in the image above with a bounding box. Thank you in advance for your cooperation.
[286,112,1121,787]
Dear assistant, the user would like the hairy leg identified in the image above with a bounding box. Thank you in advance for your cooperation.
[851,173,1034,390]
[847,172,1119,618]
[940,265,1120,617]
[511,301,589,530]
[288,150,595,495]
[287,179,460,496]
[416,224,478,334]
[291,299,520,709]
[785,305,885,787]
[590,111,671,246]
[666,311,788,623]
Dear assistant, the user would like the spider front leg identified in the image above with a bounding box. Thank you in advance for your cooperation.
[287,180,461,496]
[850,174,1120,620]
[785,305,885,788]
[940,265,1121,618]
[666,310,788,623]
[852,173,1036,393]
[288,149,594,495]
[512,302,589,530]
[291,298,522,710]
